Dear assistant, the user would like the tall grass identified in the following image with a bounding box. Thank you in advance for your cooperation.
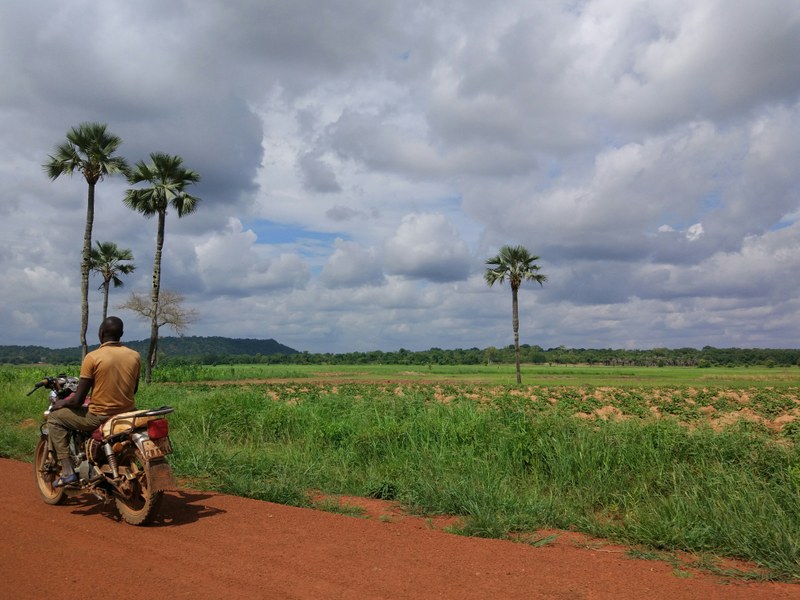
[3,367,799,579]
[148,382,800,579]
[0,366,74,458]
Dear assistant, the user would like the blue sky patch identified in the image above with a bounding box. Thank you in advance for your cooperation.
[245,220,348,246]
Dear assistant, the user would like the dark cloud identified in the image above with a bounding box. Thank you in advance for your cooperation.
[298,151,342,193]
[326,205,365,222]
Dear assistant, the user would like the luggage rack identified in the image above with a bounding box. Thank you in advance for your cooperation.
[102,406,175,439]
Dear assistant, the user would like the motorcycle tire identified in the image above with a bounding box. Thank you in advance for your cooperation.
[114,448,163,526]
[33,438,66,505]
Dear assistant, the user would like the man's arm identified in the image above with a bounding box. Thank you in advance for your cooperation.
[51,377,93,411]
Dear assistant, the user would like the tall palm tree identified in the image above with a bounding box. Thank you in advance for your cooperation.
[485,245,547,385]
[44,122,128,357]
[124,152,200,383]
[89,241,135,321]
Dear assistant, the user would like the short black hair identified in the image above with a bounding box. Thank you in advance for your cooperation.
[101,316,124,341]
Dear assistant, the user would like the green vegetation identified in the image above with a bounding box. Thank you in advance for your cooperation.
[2,364,799,580]
[3,340,798,369]
[0,336,298,365]
[152,363,800,388]
[43,122,206,383]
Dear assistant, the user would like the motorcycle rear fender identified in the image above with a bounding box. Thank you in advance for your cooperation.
[146,459,177,492]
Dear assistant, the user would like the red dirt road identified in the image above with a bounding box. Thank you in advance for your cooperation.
[1,458,796,600]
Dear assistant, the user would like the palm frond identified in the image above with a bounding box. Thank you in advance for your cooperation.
[44,122,128,183]
[124,152,201,217]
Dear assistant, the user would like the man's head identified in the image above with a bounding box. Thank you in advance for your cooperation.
[99,316,124,343]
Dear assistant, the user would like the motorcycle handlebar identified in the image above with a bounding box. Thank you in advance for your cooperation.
[26,378,53,396]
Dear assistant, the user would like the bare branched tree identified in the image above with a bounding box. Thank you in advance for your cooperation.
[118,290,199,374]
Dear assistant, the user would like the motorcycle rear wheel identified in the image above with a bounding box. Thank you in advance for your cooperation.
[114,448,163,526]
[33,438,66,505]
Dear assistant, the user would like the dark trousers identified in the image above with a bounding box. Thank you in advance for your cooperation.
[46,407,106,460]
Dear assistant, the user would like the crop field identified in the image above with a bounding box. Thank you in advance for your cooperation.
[145,362,800,387]
[2,363,800,580]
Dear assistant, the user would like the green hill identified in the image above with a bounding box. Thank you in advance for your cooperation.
[0,336,299,365]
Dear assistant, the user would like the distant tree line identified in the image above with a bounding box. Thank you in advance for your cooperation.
[210,345,799,368]
[3,340,798,368]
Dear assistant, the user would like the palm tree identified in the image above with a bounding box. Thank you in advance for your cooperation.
[485,245,547,384]
[89,241,135,321]
[124,152,200,383]
[44,123,128,357]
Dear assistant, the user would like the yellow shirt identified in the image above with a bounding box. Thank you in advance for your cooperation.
[80,341,141,416]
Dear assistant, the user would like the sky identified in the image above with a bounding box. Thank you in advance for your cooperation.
[1,0,799,353]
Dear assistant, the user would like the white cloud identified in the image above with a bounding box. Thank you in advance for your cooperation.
[686,223,704,241]
[195,218,309,295]
[320,239,384,288]
[384,213,472,282]
[615,0,800,125]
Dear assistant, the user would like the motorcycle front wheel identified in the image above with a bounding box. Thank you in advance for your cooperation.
[114,448,163,526]
[33,438,66,505]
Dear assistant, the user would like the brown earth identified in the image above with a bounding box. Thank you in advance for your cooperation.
[1,459,797,600]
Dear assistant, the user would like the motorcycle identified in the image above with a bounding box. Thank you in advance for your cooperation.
[28,375,176,526]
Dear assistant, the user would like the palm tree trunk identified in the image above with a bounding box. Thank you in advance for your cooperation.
[101,279,110,321]
[150,335,159,371]
[512,284,521,385]
[80,183,95,358]
[145,211,166,384]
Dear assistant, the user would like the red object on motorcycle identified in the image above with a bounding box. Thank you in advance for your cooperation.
[148,418,169,440]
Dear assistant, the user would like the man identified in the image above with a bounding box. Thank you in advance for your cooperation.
[48,316,141,487]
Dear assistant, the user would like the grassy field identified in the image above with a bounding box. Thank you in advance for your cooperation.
[2,363,799,580]
[145,362,800,387]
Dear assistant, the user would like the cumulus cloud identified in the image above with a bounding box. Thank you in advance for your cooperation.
[1,0,799,351]
[195,218,309,295]
[384,213,472,282]
[320,239,384,288]
[611,0,800,126]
